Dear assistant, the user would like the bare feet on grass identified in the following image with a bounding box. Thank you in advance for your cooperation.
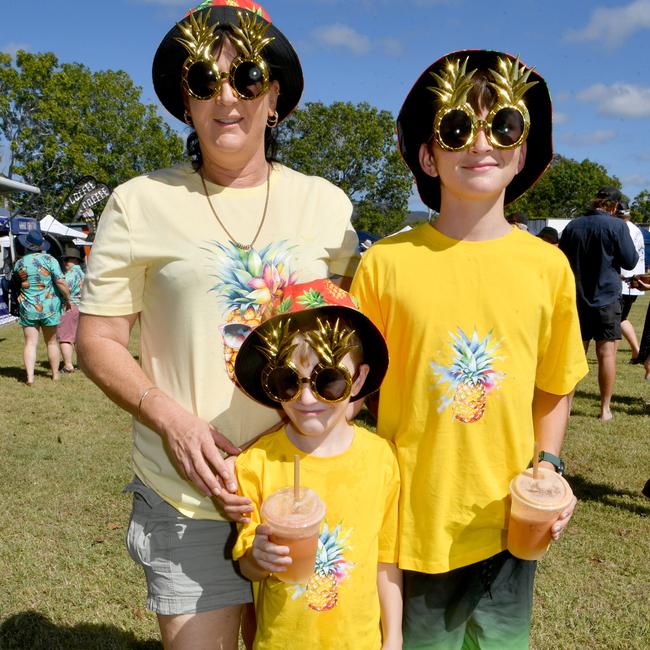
[599,406,613,422]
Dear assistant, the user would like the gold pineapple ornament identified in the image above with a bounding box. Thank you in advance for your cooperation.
[488,55,538,109]
[427,56,476,110]
[229,10,274,60]
[175,9,221,64]
[306,318,356,368]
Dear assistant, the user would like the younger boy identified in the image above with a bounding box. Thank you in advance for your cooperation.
[351,51,588,648]
[231,279,402,650]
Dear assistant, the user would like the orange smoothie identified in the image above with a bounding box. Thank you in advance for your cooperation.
[261,486,325,584]
[507,514,553,561]
[507,467,573,561]
[271,532,320,583]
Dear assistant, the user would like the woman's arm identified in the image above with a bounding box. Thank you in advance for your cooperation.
[377,562,403,650]
[54,277,71,307]
[77,313,250,511]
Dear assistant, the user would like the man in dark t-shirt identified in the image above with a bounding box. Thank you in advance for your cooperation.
[560,186,638,421]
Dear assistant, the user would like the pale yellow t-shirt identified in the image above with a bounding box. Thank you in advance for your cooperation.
[233,425,400,650]
[351,224,588,574]
[80,162,359,519]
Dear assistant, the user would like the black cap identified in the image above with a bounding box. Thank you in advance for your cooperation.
[595,186,623,203]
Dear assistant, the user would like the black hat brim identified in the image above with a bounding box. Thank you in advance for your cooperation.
[397,50,553,212]
[234,306,389,409]
[152,6,303,124]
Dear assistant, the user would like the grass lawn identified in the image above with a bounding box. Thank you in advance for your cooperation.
[1,297,649,649]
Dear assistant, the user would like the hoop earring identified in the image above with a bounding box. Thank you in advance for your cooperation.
[266,111,279,128]
[183,109,194,127]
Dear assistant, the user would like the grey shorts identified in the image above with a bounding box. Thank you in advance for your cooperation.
[124,477,253,615]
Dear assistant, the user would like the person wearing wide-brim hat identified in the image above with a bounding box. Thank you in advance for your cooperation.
[352,50,588,648]
[56,247,85,373]
[77,1,360,643]
[12,229,71,385]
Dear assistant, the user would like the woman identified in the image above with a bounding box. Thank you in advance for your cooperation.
[13,229,71,385]
[77,2,359,648]
[57,246,85,372]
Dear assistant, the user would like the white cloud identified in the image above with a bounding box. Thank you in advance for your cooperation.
[576,83,650,117]
[565,0,650,48]
[553,112,568,125]
[622,173,650,187]
[312,24,371,54]
[561,130,617,146]
[379,37,404,56]
[1,42,31,57]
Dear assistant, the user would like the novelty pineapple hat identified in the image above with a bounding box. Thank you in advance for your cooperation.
[397,50,553,212]
[234,279,389,408]
[153,0,303,124]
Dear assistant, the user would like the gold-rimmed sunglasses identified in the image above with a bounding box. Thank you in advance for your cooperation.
[429,55,537,152]
[258,317,358,404]
[433,103,530,152]
[176,9,273,101]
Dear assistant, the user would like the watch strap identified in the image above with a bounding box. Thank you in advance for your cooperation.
[538,451,564,475]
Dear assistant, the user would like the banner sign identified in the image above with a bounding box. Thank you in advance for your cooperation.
[59,176,97,213]
[9,216,38,235]
[74,184,111,221]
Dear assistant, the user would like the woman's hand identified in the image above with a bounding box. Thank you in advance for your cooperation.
[251,524,292,575]
[160,408,245,500]
[551,495,577,541]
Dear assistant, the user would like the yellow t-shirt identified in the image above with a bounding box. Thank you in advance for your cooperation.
[80,162,359,520]
[233,425,400,650]
[351,224,588,574]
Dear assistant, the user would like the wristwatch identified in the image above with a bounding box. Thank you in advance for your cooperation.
[538,451,564,476]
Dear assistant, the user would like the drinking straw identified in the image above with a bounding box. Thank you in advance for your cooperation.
[293,454,300,502]
[532,442,539,480]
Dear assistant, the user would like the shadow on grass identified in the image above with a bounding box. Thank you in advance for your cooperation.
[0,611,162,650]
[0,365,30,382]
[573,389,650,416]
[568,474,650,516]
[0,364,59,382]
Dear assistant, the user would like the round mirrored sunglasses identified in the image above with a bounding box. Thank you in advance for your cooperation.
[433,104,529,151]
[262,364,355,404]
[182,56,270,101]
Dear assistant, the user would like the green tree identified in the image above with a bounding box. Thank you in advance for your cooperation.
[277,101,412,236]
[0,50,184,218]
[631,190,650,223]
[508,154,620,220]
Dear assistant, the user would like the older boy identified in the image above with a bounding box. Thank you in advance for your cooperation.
[230,279,402,650]
[352,51,588,649]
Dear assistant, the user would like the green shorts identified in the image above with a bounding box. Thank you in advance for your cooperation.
[403,551,536,650]
[19,313,61,328]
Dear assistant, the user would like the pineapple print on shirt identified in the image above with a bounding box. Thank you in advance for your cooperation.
[431,327,505,423]
[292,521,354,612]
[207,241,297,378]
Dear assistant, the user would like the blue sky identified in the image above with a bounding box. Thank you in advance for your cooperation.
[2,0,649,211]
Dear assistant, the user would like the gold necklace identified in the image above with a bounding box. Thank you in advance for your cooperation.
[200,165,270,251]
